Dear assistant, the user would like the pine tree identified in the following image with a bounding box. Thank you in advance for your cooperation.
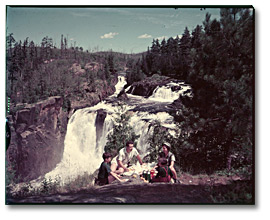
[61,34,64,58]
[179,27,191,79]
[6,33,16,95]
[175,8,254,173]
[6,33,15,58]
[104,104,139,157]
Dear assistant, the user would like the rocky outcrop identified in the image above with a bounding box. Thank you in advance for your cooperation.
[6,77,118,183]
[70,78,117,110]
[126,76,171,97]
[7,96,68,182]
[117,89,129,101]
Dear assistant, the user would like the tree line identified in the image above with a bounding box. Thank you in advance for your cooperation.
[6,34,127,108]
[127,8,254,175]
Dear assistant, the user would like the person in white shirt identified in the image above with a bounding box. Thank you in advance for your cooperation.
[111,141,143,174]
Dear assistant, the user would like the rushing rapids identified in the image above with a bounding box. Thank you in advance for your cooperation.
[38,74,192,185]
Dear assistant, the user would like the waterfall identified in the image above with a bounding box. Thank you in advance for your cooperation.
[44,110,100,184]
[43,77,126,184]
[149,82,191,102]
[42,76,191,185]
[112,75,127,96]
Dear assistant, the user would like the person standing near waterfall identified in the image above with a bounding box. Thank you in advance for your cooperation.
[111,141,143,174]
[161,142,180,183]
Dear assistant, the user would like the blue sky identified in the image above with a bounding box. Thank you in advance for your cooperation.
[6,7,221,53]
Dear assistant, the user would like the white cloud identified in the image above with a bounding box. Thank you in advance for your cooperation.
[100,32,119,39]
[138,34,152,39]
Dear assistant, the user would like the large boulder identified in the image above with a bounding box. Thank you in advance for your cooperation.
[126,76,171,97]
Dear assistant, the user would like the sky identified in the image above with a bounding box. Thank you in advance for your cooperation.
[6,7,221,53]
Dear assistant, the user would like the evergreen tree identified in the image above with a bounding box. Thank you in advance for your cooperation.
[145,47,154,76]
[150,39,161,74]
[104,104,139,157]
[107,53,115,74]
[6,33,16,95]
[179,27,191,79]
[175,8,254,173]
[147,120,174,162]
[191,25,202,49]
[6,33,15,58]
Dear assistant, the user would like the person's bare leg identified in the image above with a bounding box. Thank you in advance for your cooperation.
[170,166,178,179]
[108,175,115,184]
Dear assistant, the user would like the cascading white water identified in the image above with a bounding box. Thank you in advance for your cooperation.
[42,76,191,185]
[44,110,100,184]
[149,82,191,102]
[43,77,126,184]
[129,111,176,156]
[112,73,127,97]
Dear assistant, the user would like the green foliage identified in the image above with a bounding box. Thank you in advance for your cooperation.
[40,175,61,195]
[209,180,253,204]
[215,165,252,179]
[62,97,71,112]
[104,104,139,157]
[137,8,254,176]
[63,172,95,192]
[6,34,127,110]
[146,121,174,162]
[8,172,98,199]
[126,59,146,85]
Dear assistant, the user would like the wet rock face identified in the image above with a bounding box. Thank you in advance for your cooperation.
[126,77,171,97]
[95,109,107,147]
[7,96,68,182]
[127,83,157,97]
[117,89,129,101]
[6,76,118,183]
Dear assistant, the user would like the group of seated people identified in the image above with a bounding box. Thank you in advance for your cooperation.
[95,141,179,186]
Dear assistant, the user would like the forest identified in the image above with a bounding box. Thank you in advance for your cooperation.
[6,33,130,110]
[123,8,254,176]
[6,8,254,203]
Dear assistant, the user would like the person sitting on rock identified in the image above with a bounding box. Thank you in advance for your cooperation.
[151,157,174,183]
[161,142,180,183]
[111,141,143,174]
[95,152,124,186]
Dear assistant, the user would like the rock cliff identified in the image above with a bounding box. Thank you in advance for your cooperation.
[7,96,67,182]
[6,78,117,183]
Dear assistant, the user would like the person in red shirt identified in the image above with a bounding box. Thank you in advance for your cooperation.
[151,157,173,183]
